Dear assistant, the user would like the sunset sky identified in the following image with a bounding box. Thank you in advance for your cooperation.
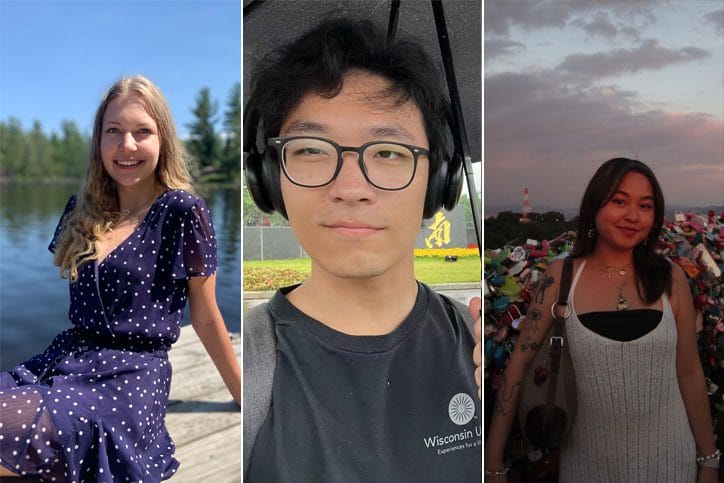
[484,1,723,213]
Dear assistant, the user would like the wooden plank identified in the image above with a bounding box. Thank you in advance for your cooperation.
[165,325,240,481]
[171,426,241,483]
[169,335,240,374]
[166,388,239,447]
[172,324,240,350]
[168,349,240,403]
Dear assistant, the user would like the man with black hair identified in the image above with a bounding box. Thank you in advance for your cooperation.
[244,18,481,482]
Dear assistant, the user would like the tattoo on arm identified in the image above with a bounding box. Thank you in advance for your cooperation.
[534,276,554,304]
[518,308,543,352]
[520,339,542,352]
[493,375,523,415]
[528,308,542,322]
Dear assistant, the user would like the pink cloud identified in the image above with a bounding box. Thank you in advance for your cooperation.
[485,71,723,209]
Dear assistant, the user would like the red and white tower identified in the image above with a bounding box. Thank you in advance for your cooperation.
[521,187,532,222]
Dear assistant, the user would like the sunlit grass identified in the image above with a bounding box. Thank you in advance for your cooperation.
[243,257,480,290]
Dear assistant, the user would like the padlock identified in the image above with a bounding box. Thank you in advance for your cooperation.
[527,447,543,462]
[494,326,509,343]
[509,245,527,262]
[492,296,510,313]
[493,344,507,368]
[706,378,719,396]
[504,337,517,355]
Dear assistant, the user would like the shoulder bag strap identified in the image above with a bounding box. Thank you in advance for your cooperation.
[549,256,574,342]
[544,256,574,413]
[440,293,475,339]
[242,303,277,477]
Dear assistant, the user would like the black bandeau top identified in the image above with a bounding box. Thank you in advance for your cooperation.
[578,309,662,342]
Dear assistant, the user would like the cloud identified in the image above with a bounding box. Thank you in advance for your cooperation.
[704,9,724,34]
[557,39,710,81]
[484,70,724,208]
[580,12,618,39]
[619,26,641,42]
[485,38,525,61]
[484,0,572,36]
[485,0,663,37]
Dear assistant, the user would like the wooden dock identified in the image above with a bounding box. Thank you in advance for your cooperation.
[0,325,241,483]
[166,325,241,482]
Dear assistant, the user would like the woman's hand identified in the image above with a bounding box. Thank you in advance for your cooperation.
[697,466,719,483]
[469,297,482,399]
[188,275,242,406]
[484,466,509,483]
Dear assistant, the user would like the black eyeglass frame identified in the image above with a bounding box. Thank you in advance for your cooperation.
[267,136,430,191]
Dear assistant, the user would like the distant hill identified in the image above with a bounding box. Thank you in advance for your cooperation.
[485,205,724,221]
[485,205,578,219]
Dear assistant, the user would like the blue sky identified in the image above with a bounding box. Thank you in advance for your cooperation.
[484,1,723,210]
[1,0,240,138]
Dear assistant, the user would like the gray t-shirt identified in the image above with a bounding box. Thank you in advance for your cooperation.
[247,282,481,482]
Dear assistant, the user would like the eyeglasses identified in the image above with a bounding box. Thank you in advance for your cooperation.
[267,136,429,190]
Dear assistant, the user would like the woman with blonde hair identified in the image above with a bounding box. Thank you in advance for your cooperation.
[0,76,240,482]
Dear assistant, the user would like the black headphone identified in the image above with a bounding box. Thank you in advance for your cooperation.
[243,97,464,219]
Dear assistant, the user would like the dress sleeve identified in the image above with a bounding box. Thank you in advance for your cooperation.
[48,195,77,254]
[170,198,218,279]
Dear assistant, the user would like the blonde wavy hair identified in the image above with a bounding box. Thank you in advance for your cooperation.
[54,76,195,281]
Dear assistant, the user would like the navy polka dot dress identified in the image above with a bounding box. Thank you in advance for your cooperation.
[0,190,217,482]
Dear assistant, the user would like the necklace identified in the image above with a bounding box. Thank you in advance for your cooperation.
[118,191,160,220]
[594,256,630,311]
[599,261,630,278]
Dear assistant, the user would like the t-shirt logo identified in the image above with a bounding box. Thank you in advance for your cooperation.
[448,393,475,425]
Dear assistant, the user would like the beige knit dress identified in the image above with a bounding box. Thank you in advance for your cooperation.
[559,260,696,482]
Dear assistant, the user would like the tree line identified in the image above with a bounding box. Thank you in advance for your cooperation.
[0,83,241,184]
[484,210,579,249]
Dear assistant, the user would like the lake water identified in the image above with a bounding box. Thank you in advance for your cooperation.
[0,182,241,370]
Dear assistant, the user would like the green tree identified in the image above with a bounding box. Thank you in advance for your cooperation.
[187,87,219,174]
[484,211,577,249]
[56,120,88,178]
[243,184,288,227]
[459,191,482,228]
[0,117,27,177]
[222,82,241,179]
[26,120,50,177]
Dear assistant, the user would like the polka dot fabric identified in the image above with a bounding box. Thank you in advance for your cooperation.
[0,190,217,482]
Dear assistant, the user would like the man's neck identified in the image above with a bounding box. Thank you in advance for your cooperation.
[285,262,419,336]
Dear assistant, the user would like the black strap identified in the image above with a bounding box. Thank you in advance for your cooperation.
[440,294,476,340]
[543,257,574,442]
[557,257,575,308]
[243,303,277,478]
[549,257,574,345]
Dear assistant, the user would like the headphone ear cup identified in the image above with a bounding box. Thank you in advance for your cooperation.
[442,154,464,211]
[423,155,447,219]
[261,152,288,218]
[244,151,276,214]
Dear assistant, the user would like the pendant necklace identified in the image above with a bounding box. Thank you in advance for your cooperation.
[119,190,160,220]
[594,257,631,311]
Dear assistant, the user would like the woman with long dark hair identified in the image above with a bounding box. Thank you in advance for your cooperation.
[477,158,718,482]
